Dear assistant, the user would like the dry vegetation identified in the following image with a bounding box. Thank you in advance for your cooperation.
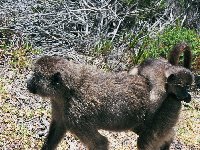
[0,0,199,149]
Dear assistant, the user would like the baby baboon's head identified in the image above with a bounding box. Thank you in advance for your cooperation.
[166,67,194,102]
[27,56,64,98]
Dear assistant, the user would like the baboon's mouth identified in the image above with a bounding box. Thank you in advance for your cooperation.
[177,94,191,103]
[27,87,37,94]
[27,83,37,94]
[183,94,191,103]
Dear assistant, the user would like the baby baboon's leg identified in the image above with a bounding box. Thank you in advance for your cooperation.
[73,128,109,150]
[137,129,174,150]
[137,96,181,150]
[41,120,66,150]
[149,87,166,113]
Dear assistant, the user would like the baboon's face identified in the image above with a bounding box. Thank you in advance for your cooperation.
[27,71,62,97]
[166,72,193,102]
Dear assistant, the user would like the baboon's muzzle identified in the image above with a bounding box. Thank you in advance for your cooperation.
[26,79,37,94]
[181,93,191,103]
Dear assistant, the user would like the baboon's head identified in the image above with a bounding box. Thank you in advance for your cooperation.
[27,56,65,98]
[166,67,194,103]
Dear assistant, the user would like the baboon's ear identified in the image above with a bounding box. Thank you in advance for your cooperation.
[51,72,62,84]
[167,74,176,83]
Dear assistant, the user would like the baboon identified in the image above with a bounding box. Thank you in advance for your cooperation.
[129,42,194,149]
[27,55,193,150]
[137,94,182,150]
[129,42,193,108]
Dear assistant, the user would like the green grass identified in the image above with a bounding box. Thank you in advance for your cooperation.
[0,78,8,100]
[0,97,46,149]
[125,25,200,66]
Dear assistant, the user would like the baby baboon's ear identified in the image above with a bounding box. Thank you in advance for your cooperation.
[51,72,62,84]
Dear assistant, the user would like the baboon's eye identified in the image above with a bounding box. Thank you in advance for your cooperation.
[34,72,43,78]
[51,72,61,85]
[167,74,176,82]
[173,82,185,87]
[185,84,190,89]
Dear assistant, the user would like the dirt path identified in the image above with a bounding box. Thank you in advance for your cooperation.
[0,66,199,150]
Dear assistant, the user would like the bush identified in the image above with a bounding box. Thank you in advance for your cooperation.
[127,25,200,67]
[147,25,200,59]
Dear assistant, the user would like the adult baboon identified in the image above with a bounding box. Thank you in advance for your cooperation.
[27,55,193,150]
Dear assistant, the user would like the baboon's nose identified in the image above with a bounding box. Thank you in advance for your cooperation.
[26,80,37,94]
[183,94,191,103]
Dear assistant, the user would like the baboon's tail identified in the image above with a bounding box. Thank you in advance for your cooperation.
[168,42,192,69]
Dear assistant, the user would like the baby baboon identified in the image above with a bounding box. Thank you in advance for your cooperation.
[27,55,193,150]
[129,42,194,149]
[129,42,193,110]
[137,94,182,150]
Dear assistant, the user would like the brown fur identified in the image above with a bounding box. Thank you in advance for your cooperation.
[129,42,193,104]
[27,55,193,150]
[129,42,194,149]
[137,94,182,150]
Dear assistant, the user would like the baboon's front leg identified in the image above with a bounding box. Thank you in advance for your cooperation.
[41,120,66,150]
[149,87,166,113]
[73,128,109,150]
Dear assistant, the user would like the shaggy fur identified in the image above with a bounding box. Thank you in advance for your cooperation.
[27,55,193,150]
[129,42,193,107]
[129,42,194,149]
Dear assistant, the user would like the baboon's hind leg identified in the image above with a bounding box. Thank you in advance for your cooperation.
[73,128,109,150]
